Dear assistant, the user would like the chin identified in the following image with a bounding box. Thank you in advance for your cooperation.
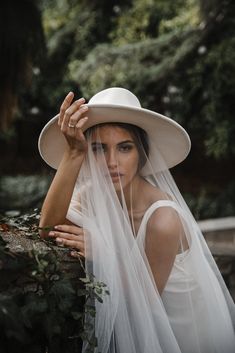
[113,179,132,192]
[113,182,123,191]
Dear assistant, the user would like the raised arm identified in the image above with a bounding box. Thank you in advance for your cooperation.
[39,92,89,237]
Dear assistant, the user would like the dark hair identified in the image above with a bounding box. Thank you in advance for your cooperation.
[86,122,149,170]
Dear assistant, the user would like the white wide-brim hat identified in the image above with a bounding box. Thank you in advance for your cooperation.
[38,87,191,174]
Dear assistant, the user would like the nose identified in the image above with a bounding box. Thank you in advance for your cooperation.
[106,148,118,169]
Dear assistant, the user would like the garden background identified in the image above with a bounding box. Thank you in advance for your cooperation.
[0,1,235,352]
[0,0,235,219]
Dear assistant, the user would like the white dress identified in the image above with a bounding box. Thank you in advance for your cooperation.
[136,199,235,353]
[67,195,235,353]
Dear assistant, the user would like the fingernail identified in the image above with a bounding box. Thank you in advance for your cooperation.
[56,238,62,243]
[49,231,55,236]
[54,225,60,229]
[81,106,88,111]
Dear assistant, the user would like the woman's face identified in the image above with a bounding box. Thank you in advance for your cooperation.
[90,125,140,191]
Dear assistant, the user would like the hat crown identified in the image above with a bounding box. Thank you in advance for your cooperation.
[88,87,141,108]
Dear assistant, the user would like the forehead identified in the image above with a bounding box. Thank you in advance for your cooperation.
[90,124,134,142]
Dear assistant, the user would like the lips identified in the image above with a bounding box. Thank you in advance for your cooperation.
[110,172,122,178]
[104,172,123,182]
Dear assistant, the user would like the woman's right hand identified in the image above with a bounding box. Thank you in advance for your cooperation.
[58,92,89,156]
[48,224,85,258]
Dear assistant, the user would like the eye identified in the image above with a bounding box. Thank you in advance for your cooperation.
[118,144,133,152]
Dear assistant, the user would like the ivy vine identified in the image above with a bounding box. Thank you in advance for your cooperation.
[0,210,109,353]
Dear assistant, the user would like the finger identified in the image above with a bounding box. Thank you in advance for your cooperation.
[70,250,85,258]
[58,92,74,126]
[49,231,84,242]
[68,105,88,127]
[75,116,89,129]
[66,99,86,120]
[54,224,84,235]
[56,237,85,251]
[56,237,84,249]
[61,98,86,131]
[72,117,89,142]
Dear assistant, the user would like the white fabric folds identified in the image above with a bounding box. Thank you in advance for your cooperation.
[67,128,235,353]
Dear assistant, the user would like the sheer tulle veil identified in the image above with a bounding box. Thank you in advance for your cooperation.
[66,126,235,353]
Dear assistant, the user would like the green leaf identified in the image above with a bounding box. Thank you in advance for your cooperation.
[71,311,83,320]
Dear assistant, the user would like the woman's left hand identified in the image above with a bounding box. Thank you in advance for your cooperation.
[48,224,85,257]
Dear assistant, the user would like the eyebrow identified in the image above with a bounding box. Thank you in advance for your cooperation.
[91,140,135,146]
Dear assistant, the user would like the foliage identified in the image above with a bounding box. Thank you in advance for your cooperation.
[110,0,195,45]
[0,210,109,353]
[0,175,52,212]
[184,180,235,220]
[0,0,45,131]
[67,28,200,106]
[66,4,235,161]
[35,0,235,162]
[1,0,235,218]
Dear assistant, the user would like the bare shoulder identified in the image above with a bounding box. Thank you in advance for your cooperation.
[146,206,182,240]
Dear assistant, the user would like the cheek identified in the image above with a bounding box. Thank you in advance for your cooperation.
[125,152,139,176]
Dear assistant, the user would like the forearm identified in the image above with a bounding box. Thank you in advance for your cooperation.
[39,149,84,236]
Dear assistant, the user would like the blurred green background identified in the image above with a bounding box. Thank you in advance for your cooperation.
[0,0,235,219]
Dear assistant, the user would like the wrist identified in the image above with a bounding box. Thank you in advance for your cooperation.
[63,147,86,162]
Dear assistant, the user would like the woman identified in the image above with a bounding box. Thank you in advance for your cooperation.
[39,87,235,353]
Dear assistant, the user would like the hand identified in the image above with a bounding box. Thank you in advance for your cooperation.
[58,92,89,156]
[48,224,85,258]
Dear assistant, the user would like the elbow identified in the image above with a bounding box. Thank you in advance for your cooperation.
[38,216,51,239]
[39,226,47,239]
[39,228,48,239]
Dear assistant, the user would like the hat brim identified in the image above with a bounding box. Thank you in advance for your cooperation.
[38,104,191,174]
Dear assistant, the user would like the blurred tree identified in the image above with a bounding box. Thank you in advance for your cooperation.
[37,0,235,218]
[63,0,235,161]
[1,0,235,218]
[0,0,45,131]
[39,0,130,107]
[110,0,188,44]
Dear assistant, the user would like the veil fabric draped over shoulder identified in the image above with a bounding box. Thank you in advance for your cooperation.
[67,130,235,353]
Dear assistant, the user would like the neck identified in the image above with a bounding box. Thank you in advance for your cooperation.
[117,175,143,211]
